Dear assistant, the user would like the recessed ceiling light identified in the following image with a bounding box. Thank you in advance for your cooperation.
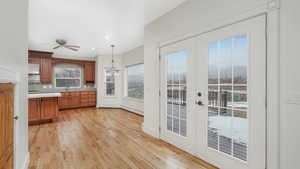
[91,48,95,51]
[104,35,110,40]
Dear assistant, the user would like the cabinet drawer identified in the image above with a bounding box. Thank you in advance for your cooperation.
[70,92,81,96]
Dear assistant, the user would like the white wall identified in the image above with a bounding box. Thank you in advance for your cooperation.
[96,55,122,107]
[121,46,144,115]
[280,0,300,169]
[0,0,29,169]
[143,0,294,169]
[96,46,144,115]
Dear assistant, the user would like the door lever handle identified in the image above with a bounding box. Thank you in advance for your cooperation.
[196,100,204,106]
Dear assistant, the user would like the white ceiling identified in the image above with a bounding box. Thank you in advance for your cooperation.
[29,0,187,58]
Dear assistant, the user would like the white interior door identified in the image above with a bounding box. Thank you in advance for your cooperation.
[160,39,196,154]
[195,15,267,169]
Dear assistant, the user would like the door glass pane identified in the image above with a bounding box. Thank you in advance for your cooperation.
[208,85,218,107]
[166,51,187,137]
[220,86,232,108]
[207,35,248,161]
[219,39,232,84]
[208,43,219,84]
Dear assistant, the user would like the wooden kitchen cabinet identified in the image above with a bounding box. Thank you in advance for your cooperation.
[41,97,58,119]
[28,56,41,64]
[29,51,95,84]
[81,91,96,107]
[58,93,69,109]
[84,62,95,84]
[58,92,81,109]
[29,97,58,124]
[28,50,53,84]
[58,91,97,110]
[0,84,14,169]
[69,92,81,108]
[40,57,52,83]
[28,98,41,121]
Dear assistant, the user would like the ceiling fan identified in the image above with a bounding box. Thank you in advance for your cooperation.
[53,39,80,51]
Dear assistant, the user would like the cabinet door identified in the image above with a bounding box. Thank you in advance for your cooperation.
[80,92,90,107]
[89,92,97,106]
[28,56,41,64]
[58,93,69,109]
[0,84,14,169]
[28,98,41,121]
[40,57,52,83]
[84,62,95,83]
[69,92,81,108]
[41,97,58,120]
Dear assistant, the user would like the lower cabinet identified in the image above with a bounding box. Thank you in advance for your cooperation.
[29,97,58,124]
[58,91,97,110]
[28,98,41,121]
[81,92,97,107]
[41,97,58,119]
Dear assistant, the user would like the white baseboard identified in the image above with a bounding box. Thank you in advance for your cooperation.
[120,105,143,116]
[21,152,30,169]
[97,105,144,116]
[97,104,120,108]
[142,125,159,138]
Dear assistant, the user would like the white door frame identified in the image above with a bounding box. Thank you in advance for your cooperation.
[158,4,280,169]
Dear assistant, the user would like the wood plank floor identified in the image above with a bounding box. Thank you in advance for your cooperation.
[28,108,217,169]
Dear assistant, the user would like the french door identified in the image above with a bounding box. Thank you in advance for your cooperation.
[160,39,196,154]
[160,15,266,169]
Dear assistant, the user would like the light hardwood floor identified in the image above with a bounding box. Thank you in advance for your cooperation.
[29,108,217,169]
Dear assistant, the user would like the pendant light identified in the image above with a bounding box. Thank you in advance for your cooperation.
[105,45,120,75]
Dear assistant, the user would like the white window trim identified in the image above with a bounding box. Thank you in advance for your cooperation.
[54,67,82,88]
[125,63,144,100]
[104,70,116,97]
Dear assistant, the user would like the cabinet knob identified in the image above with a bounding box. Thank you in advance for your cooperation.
[14,116,19,120]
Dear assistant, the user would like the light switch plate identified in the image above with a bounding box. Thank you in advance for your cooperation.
[287,94,300,105]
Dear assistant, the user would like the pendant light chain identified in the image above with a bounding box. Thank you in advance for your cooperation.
[111,45,115,68]
[105,44,120,74]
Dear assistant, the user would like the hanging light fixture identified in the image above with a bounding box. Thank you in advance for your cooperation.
[105,45,120,75]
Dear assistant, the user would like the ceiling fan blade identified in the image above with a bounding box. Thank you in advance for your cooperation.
[64,46,79,51]
[53,45,61,49]
[66,45,80,48]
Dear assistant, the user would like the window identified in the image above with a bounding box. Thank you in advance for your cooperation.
[55,67,81,88]
[105,71,115,96]
[126,64,144,99]
[207,35,248,161]
[165,51,187,137]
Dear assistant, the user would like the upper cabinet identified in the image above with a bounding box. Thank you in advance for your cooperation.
[84,62,95,84]
[40,57,52,83]
[28,50,53,84]
[29,50,96,84]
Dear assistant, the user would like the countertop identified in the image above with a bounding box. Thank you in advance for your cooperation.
[28,88,97,99]
[29,88,97,93]
[28,93,62,99]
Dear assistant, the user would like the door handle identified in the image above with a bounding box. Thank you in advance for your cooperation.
[196,100,204,106]
[14,116,19,120]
